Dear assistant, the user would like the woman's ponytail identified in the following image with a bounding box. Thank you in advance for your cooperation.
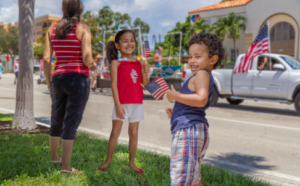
[106,41,118,63]
[55,0,83,39]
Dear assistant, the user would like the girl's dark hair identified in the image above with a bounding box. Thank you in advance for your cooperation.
[189,32,224,69]
[56,0,83,39]
[106,29,136,63]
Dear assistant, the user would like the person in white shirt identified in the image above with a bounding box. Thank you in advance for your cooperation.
[14,59,19,84]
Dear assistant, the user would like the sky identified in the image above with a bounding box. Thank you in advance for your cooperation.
[0,0,220,35]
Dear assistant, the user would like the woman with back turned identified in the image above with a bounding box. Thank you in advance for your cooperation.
[43,0,96,175]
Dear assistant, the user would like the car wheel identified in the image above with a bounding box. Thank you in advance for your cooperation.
[226,98,244,105]
[210,86,219,106]
[294,92,300,115]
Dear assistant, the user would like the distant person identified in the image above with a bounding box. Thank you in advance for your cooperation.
[97,29,149,175]
[165,33,224,186]
[14,59,19,84]
[97,58,105,92]
[0,61,4,79]
[43,0,96,175]
[257,56,271,70]
[154,46,163,68]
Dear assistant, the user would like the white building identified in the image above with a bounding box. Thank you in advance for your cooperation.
[189,0,300,61]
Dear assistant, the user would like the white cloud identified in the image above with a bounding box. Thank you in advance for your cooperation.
[160,21,173,27]
[0,0,220,34]
[0,4,18,23]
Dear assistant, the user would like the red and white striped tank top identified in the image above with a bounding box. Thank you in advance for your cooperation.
[51,22,89,77]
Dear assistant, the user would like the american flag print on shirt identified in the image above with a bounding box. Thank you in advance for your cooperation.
[143,40,151,58]
[234,22,270,74]
[144,77,169,100]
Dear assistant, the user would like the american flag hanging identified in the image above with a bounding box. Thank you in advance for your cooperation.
[234,22,270,74]
[143,40,151,58]
[144,77,169,100]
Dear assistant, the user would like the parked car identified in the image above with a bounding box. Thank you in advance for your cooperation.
[183,53,300,115]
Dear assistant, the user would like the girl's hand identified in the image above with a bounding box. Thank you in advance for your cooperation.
[116,105,126,119]
[165,108,173,119]
[165,85,178,102]
[142,60,150,75]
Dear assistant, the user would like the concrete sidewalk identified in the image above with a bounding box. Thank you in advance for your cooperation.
[1,73,40,80]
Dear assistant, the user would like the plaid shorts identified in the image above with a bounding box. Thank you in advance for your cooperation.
[170,123,209,186]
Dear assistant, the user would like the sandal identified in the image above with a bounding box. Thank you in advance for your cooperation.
[97,166,107,172]
[61,168,84,175]
[134,169,145,175]
[50,158,62,165]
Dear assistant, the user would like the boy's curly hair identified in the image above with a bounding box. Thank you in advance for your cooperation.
[189,33,224,69]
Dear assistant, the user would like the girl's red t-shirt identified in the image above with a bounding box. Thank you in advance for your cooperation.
[117,61,143,104]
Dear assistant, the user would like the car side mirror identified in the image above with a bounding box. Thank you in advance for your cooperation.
[273,64,285,71]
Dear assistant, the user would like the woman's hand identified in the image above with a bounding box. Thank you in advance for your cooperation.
[89,63,97,71]
[48,85,52,99]
[165,108,173,119]
[116,105,125,119]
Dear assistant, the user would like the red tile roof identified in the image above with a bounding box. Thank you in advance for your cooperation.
[189,0,253,14]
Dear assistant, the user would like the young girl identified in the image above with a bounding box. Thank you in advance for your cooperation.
[98,29,149,175]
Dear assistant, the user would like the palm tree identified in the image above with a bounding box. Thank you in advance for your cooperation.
[12,0,36,130]
[212,12,246,59]
[190,19,210,35]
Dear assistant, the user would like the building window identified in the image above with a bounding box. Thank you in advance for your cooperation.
[37,30,42,35]
[270,28,275,41]
[33,31,35,36]
[36,22,41,27]
[231,49,239,62]
[290,26,295,40]
[204,19,211,26]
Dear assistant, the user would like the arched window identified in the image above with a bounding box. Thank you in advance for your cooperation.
[270,22,295,56]
[270,22,295,41]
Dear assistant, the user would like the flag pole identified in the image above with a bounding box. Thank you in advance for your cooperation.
[267,21,272,70]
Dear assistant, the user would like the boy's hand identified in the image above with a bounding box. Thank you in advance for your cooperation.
[165,85,178,102]
[165,108,173,119]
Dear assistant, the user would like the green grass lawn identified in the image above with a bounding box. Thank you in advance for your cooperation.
[0,114,273,186]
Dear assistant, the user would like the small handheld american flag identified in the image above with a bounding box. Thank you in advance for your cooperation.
[144,77,169,100]
[143,40,151,58]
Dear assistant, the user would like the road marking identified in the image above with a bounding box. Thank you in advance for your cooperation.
[0,88,113,105]
[1,107,300,183]
[158,110,300,132]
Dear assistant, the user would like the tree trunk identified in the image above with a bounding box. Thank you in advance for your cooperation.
[233,36,237,61]
[13,0,36,130]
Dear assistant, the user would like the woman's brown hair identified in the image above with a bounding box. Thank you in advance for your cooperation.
[55,0,83,39]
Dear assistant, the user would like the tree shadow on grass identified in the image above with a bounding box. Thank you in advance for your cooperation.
[209,152,276,173]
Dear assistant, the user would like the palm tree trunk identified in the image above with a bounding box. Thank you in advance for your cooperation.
[233,36,237,61]
[12,0,36,130]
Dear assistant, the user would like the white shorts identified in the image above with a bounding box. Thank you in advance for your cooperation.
[112,104,144,123]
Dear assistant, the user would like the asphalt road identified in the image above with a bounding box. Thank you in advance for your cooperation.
[0,73,299,185]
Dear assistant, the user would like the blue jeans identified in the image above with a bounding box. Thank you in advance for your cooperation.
[49,73,90,140]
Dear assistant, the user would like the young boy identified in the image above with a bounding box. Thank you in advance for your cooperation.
[165,33,224,186]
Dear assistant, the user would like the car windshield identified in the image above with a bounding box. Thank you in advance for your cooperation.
[280,56,300,70]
